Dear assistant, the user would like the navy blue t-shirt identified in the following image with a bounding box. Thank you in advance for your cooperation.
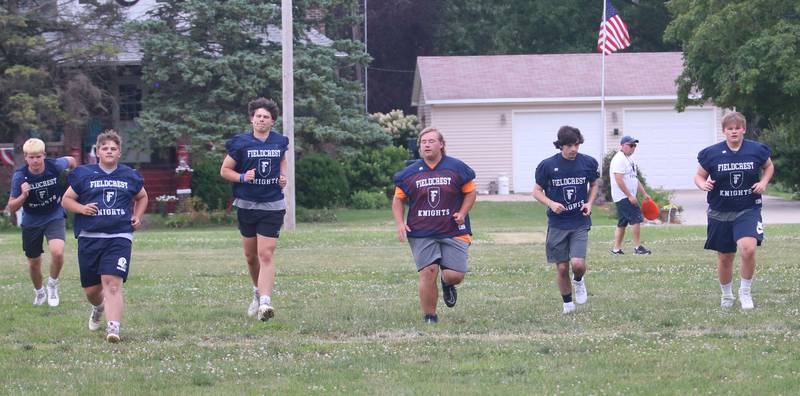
[225,131,288,203]
[394,156,476,239]
[697,139,771,212]
[67,164,144,237]
[534,153,600,229]
[10,157,69,228]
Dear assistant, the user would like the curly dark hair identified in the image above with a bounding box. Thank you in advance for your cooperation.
[248,98,280,121]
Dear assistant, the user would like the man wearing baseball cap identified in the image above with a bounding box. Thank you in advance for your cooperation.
[609,135,652,255]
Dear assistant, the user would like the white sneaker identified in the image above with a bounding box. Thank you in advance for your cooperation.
[33,289,46,305]
[247,297,259,317]
[720,293,735,308]
[739,289,754,310]
[88,306,103,331]
[562,302,576,314]
[573,279,588,304]
[257,304,275,322]
[106,322,120,343]
[47,280,60,307]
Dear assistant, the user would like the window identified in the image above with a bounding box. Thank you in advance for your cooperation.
[118,83,142,121]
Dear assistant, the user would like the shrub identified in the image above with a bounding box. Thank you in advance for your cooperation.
[350,190,390,209]
[371,110,421,147]
[296,153,349,208]
[190,154,231,210]
[296,207,337,223]
[342,145,409,198]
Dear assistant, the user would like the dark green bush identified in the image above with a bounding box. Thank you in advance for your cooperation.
[342,146,409,198]
[296,153,349,208]
[349,190,390,209]
[296,207,338,223]
[191,155,231,210]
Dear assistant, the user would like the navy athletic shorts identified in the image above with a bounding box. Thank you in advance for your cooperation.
[78,237,132,287]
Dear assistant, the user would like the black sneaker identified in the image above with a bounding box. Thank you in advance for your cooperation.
[441,279,457,308]
[610,248,625,255]
[423,314,438,324]
[634,245,652,255]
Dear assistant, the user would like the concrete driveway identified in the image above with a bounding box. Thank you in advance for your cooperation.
[672,190,800,225]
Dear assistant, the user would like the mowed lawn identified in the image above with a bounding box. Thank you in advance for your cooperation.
[1,202,799,395]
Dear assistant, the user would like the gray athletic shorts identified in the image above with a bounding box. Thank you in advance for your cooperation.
[545,226,590,264]
[408,237,469,273]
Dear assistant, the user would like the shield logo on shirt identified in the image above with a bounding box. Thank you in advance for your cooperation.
[428,187,441,208]
[563,186,577,203]
[258,158,271,178]
[37,189,48,201]
[103,189,117,208]
[730,171,744,189]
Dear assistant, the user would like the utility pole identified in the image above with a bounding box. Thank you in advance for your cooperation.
[281,0,296,230]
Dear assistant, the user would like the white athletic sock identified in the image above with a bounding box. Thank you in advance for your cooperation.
[48,277,58,286]
[253,286,260,299]
[35,287,45,295]
[720,282,733,295]
[107,320,120,332]
[259,295,272,306]
[740,278,752,292]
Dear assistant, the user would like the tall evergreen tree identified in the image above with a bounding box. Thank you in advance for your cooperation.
[130,0,388,158]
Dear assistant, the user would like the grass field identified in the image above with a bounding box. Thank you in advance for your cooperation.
[1,202,799,395]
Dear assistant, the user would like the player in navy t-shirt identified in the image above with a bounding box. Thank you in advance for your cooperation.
[393,127,476,324]
[694,111,774,310]
[532,126,599,314]
[62,130,148,343]
[7,138,76,307]
[220,98,288,322]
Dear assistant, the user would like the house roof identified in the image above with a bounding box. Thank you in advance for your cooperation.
[412,52,686,105]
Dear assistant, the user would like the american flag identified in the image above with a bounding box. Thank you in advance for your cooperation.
[597,0,630,55]
[0,148,14,167]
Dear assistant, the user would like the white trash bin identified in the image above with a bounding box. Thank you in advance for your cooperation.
[497,174,510,195]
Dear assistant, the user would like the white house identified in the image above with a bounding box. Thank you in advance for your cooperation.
[411,52,726,192]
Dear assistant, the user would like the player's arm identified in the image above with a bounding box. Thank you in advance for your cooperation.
[131,187,148,231]
[278,156,288,188]
[62,156,77,170]
[220,155,254,183]
[694,165,714,191]
[392,187,411,242]
[62,186,97,215]
[582,179,599,216]
[453,181,476,226]
[532,184,565,214]
[751,158,774,194]
[6,174,28,213]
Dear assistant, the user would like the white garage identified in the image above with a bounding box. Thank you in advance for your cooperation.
[623,108,716,189]
[412,52,726,192]
[512,110,603,192]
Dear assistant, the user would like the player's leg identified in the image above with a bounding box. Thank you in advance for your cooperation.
[238,208,261,317]
[556,261,575,314]
[418,264,440,321]
[254,210,284,322]
[733,210,763,310]
[439,238,468,308]
[409,238,442,322]
[78,237,105,331]
[45,230,65,307]
[568,228,589,304]
[717,252,736,307]
[22,226,46,304]
[101,275,124,342]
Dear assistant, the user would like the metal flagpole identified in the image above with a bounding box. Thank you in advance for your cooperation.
[281,0,296,230]
[600,0,608,140]
[364,0,368,112]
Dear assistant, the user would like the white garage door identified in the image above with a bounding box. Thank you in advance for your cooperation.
[624,108,715,189]
[512,111,603,193]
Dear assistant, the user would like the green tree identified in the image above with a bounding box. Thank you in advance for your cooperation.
[434,0,678,55]
[129,0,388,157]
[665,0,800,191]
[0,0,124,142]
